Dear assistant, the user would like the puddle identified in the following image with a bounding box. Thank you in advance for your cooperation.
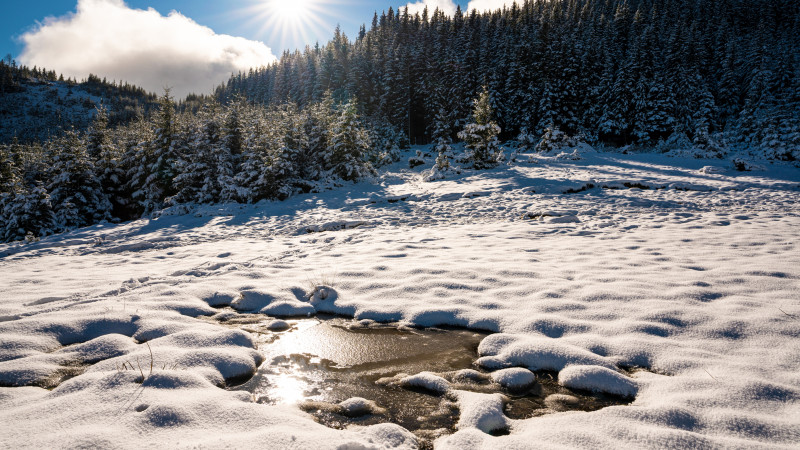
[224,314,633,444]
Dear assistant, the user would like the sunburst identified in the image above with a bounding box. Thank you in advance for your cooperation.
[237,0,344,53]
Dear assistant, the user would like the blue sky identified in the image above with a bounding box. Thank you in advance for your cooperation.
[2,0,475,60]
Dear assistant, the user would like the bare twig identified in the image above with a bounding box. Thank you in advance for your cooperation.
[136,358,144,383]
[778,307,796,320]
[146,342,154,376]
[704,368,718,382]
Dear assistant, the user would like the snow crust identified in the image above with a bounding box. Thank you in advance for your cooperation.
[2,150,800,448]
[399,371,451,394]
[558,365,638,397]
[490,367,537,390]
[452,390,508,433]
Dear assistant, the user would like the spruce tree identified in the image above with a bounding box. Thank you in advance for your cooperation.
[47,130,111,229]
[423,106,458,182]
[2,182,56,242]
[326,100,373,181]
[458,86,502,169]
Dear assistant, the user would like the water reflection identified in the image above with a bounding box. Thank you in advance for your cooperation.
[268,372,308,404]
[227,315,633,441]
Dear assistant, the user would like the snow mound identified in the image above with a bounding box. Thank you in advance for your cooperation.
[55,333,137,363]
[558,365,638,398]
[490,368,537,390]
[265,320,290,331]
[435,428,490,449]
[453,390,509,433]
[352,423,418,449]
[231,289,315,317]
[199,290,239,307]
[338,397,386,417]
[477,334,614,372]
[400,372,450,394]
[259,301,315,317]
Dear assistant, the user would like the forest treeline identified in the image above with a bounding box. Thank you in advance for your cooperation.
[217,0,799,158]
[0,91,406,243]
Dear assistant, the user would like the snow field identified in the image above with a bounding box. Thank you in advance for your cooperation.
[1,150,799,448]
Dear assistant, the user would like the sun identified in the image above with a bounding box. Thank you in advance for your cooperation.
[236,0,340,53]
[268,0,312,23]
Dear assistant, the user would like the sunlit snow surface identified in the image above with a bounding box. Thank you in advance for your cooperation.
[1,150,799,448]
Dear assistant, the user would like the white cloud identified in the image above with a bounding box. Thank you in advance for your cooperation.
[404,0,458,16]
[18,0,276,98]
[467,0,520,13]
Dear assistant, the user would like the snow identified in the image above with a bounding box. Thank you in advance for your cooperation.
[2,148,800,448]
[399,372,451,394]
[338,397,386,417]
[477,333,616,371]
[558,365,638,397]
[451,390,508,433]
[490,367,537,390]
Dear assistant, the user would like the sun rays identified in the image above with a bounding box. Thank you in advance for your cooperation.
[237,0,344,52]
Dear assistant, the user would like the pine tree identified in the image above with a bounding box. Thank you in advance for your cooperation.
[432,108,454,170]
[135,89,178,213]
[47,130,111,229]
[458,86,502,169]
[326,100,374,181]
[2,182,56,242]
[262,103,306,200]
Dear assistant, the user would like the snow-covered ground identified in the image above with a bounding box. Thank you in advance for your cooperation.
[1,149,799,448]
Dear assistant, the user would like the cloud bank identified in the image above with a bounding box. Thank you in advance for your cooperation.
[404,0,458,16]
[18,0,277,98]
[467,0,521,12]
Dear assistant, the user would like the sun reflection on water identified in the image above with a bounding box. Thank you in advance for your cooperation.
[267,372,309,404]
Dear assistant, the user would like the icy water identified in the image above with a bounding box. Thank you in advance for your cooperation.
[224,315,632,443]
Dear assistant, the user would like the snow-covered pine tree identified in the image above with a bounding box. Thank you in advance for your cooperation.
[119,118,154,218]
[1,181,56,242]
[301,92,335,183]
[423,107,459,181]
[88,107,127,219]
[261,103,306,200]
[326,100,374,181]
[171,109,217,204]
[0,143,21,240]
[218,100,245,202]
[432,107,454,171]
[47,130,111,229]
[134,89,178,213]
[0,143,20,195]
[458,86,502,169]
[86,106,109,161]
[365,118,402,167]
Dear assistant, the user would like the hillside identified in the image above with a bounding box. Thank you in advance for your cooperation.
[0,60,158,145]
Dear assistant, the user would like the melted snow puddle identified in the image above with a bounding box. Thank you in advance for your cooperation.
[225,315,632,444]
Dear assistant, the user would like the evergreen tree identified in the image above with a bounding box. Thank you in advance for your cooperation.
[47,130,111,229]
[458,86,502,169]
[1,182,56,242]
[326,100,373,181]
